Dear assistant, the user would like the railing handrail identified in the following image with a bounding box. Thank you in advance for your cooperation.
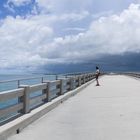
[0,71,94,84]
[0,72,96,125]
[0,75,54,84]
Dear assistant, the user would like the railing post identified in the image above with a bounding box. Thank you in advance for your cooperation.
[42,82,50,102]
[41,77,43,83]
[86,74,88,82]
[46,82,51,102]
[89,74,92,80]
[59,79,64,95]
[85,75,87,83]
[92,73,95,79]
[19,85,30,114]
[83,75,85,84]
[82,75,84,84]
[92,74,93,80]
[78,76,81,87]
[56,75,58,80]
[42,81,51,102]
[70,77,74,90]
[72,77,76,89]
[92,74,94,79]
[91,74,93,80]
[88,74,89,81]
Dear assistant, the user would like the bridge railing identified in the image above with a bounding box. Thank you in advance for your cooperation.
[122,72,140,78]
[0,73,96,125]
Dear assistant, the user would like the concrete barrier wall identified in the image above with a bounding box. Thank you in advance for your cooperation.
[0,78,95,140]
[0,73,96,140]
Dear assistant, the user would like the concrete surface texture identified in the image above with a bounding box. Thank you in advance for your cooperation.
[8,75,140,140]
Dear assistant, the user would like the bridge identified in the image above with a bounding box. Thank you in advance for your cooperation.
[1,73,140,140]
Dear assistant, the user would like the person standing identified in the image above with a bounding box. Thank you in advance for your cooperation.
[95,66,100,86]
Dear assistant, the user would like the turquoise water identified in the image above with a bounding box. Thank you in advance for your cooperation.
[0,74,60,124]
[0,74,58,92]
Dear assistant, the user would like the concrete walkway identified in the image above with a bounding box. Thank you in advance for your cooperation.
[8,75,140,140]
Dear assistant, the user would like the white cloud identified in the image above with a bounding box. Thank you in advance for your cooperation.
[35,0,98,14]
[1,3,140,71]
[57,11,89,21]
[63,28,86,32]
[39,3,140,63]
[38,11,89,23]
[0,15,53,69]
[92,10,114,19]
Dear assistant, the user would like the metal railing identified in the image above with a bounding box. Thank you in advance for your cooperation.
[122,72,140,78]
[0,73,96,125]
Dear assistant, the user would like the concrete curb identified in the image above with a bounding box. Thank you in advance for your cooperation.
[0,79,95,140]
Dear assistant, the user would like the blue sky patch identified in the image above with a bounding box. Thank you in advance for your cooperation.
[0,0,40,19]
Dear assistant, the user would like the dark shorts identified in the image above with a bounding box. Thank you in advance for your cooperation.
[96,74,99,79]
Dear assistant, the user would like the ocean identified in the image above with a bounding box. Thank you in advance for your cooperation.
[0,74,58,91]
[0,74,60,124]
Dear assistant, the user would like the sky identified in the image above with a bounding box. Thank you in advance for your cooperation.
[0,0,140,74]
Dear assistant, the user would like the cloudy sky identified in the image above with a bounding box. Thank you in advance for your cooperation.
[0,0,140,73]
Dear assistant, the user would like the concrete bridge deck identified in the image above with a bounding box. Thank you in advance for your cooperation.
[8,75,140,140]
